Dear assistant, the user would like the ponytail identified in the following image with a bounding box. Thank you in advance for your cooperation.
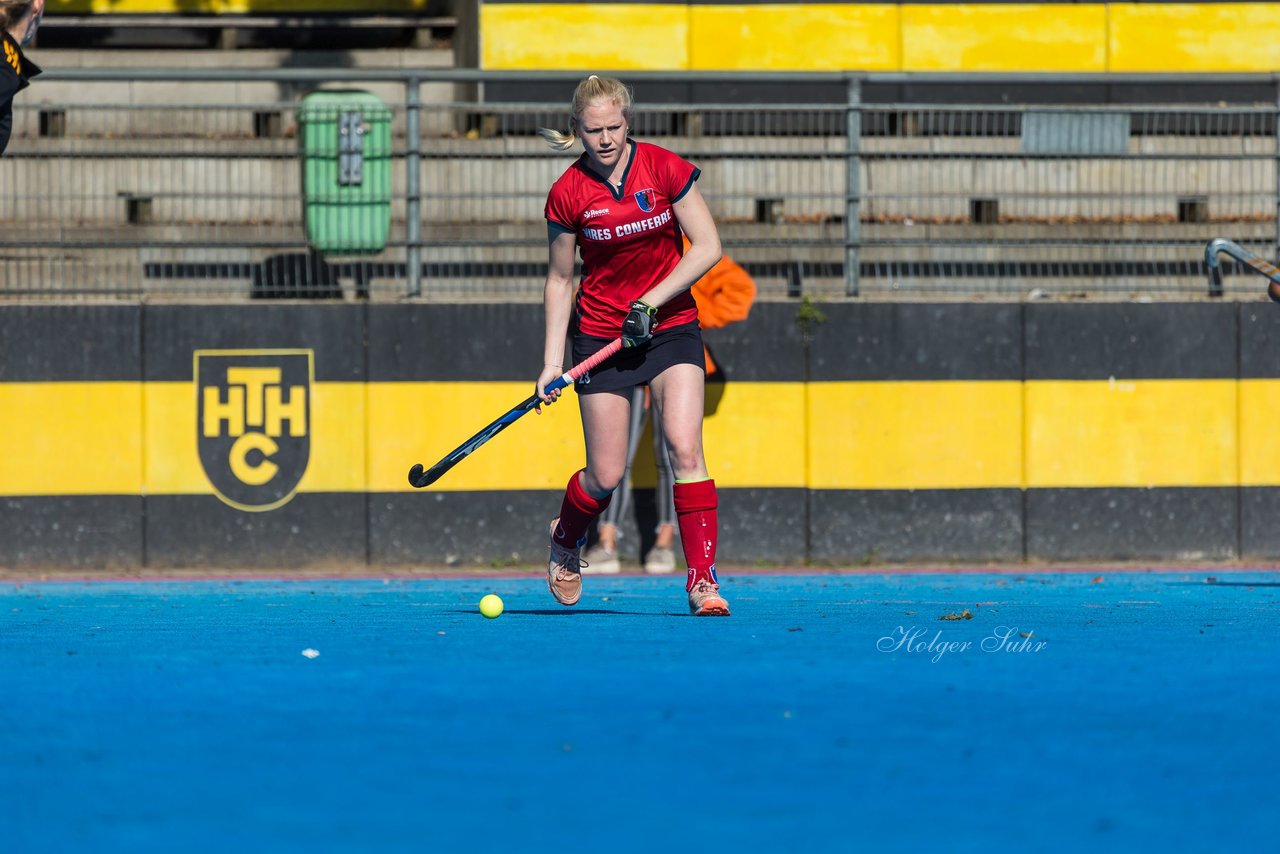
[538,74,634,152]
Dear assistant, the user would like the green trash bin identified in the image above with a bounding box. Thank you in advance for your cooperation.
[298,90,392,254]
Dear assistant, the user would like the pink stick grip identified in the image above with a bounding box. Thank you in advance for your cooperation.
[565,338,623,382]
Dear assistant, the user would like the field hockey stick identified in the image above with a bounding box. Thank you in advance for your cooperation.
[407,338,624,488]
[1204,238,1280,301]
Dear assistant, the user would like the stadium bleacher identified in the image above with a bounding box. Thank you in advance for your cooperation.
[39,1,456,50]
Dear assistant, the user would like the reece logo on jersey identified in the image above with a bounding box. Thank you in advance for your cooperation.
[581,187,669,241]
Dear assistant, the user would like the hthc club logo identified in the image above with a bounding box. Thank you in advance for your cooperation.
[195,350,313,511]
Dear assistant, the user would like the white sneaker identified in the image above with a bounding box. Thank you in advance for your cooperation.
[642,545,676,574]
[546,518,584,606]
[688,577,730,617]
[582,542,621,575]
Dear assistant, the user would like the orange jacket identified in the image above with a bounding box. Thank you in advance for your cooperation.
[684,236,756,375]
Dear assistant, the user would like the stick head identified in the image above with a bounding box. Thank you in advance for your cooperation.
[409,462,449,488]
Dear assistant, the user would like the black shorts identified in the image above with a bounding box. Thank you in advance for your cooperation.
[572,320,704,394]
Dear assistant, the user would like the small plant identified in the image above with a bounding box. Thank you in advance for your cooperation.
[796,295,827,341]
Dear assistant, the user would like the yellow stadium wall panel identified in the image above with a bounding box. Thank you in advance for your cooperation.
[806,380,1024,490]
[0,382,144,496]
[478,2,1280,73]
[480,2,690,71]
[1024,379,1238,489]
[689,4,900,71]
[1108,3,1280,73]
[1239,379,1280,486]
[900,4,1107,73]
[367,381,586,493]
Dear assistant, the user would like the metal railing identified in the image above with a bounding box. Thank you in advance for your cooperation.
[4,69,1280,300]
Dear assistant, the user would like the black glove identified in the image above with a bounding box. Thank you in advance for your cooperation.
[621,300,658,348]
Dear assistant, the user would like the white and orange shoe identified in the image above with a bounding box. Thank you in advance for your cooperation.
[688,574,730,617]
[547,518,585,606]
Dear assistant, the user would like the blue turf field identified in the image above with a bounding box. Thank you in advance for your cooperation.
[2,571,1277,852]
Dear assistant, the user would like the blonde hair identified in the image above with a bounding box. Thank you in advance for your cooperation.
[538,75,633,152]
[1,1,36,32]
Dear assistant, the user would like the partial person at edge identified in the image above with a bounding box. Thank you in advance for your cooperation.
[1,0,44,156]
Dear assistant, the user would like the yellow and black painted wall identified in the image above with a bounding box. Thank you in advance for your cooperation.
[3,300,1279,570]
[478,0,1280,74]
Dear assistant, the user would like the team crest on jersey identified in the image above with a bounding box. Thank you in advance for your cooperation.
[634,188,656,213]
[195,350,313,512]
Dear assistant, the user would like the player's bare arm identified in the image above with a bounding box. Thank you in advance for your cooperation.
[637,183,721,309]
[536,226,578,408]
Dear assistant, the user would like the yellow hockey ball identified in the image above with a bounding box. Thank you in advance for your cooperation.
[479,594,504,619]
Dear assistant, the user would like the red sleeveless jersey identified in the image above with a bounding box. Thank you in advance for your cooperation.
[544,140,701,339]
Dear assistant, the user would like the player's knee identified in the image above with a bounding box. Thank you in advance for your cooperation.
[583,465,625,496]
[666,445,705,479]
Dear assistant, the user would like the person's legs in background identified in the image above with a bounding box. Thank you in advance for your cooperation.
[583,385,647,574]
[643,417,678,574]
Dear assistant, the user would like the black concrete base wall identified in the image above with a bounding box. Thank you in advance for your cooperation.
[810,490,1025,564]
[0,496,144,570]
[146,495,368,569]
[1025,488,1238,562]
[371,491,553,567]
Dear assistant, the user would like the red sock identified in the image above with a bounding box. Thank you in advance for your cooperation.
[553,470,611,548]
[674,479,719,591]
